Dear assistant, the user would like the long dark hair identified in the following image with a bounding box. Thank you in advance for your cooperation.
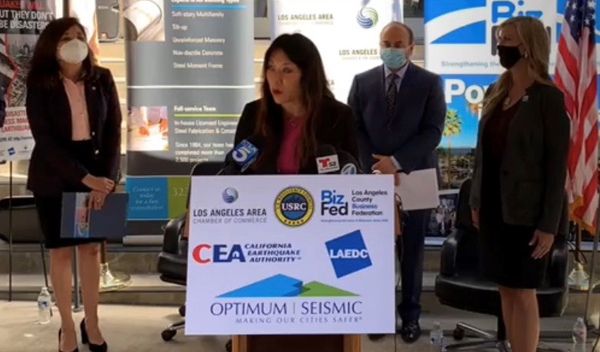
[255,33,333,169]
[27,17,97,89]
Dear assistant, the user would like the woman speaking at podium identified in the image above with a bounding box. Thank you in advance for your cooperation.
[26,18,121,352]
[234,33,359,174]
[470,17,569,352]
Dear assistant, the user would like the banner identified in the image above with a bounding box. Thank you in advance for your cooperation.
[0,0,58,162]
[425,0,600,152]
[270,0,403,102]
[185,175,396,335]
[124,0,255,234]
[425,0,559,152]
[69,0,99,55]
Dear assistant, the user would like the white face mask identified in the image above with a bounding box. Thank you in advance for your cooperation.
[58,39,89,64]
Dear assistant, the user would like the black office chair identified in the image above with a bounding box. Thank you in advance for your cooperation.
[435,179,569,352]
[157,161,224,342]
[0,196,49,299]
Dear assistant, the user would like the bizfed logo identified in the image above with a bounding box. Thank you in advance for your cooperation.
[222,187,238,203]
[425,0,552,54]
[326,230,372,279]
[357,7,378,29]
[275,187,314,227]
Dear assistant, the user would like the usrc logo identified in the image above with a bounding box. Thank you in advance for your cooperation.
[222,187,238,204]
[275,187,314,227]
[356,7,378,29]
[326,230,372,279]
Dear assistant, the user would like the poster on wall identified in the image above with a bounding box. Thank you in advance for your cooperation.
[422,0,600,190]
[0,0,58,162]
[270,0,403,102]
[69,0,99,55]
[124,0,255,234]
[185,175,396,335]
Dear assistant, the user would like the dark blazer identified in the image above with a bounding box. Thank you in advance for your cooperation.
[26,67,122,196]
[348,63,446,173]
[233,96,359,174]
[470,82,570,235]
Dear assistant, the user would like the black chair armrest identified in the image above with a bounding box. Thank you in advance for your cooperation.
[548,235,568,289]
[162,214,186,254]
[440,231,459,277]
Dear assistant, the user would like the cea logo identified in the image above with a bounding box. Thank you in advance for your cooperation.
[321,190,348,216]
[192,244,245,264]
[326,230,372,279]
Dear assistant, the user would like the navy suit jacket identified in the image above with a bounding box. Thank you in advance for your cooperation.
[348,63,446,173]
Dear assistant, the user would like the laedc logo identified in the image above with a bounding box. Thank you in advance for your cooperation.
[275,187,314,227]
[321,190,348,216]
[222,187,238,204]
[326,230,372,279]
[357,7,378,29]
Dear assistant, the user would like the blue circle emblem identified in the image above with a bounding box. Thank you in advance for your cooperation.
[357,7,378,29]
[222,188,239,203]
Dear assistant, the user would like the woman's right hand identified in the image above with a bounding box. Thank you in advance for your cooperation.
[82,175,114,194]
[471,208,480,230]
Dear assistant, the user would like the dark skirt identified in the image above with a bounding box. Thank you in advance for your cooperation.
[34,140,104,249]
[479,205,548,289]
[479,165,549,289]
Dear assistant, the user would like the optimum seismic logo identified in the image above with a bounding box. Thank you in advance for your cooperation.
[357,7,378,29]
[275,187,314,227]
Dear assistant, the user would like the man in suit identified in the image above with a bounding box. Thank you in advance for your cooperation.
[348,22,446,343]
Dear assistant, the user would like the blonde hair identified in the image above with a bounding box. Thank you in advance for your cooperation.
[483,16,556,116]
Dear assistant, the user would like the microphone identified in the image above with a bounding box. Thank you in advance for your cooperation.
[218,135,264,175]
[337,150,361,175]
[315,145,340,174]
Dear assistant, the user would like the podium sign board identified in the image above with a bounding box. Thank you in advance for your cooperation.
[186,175,396,335]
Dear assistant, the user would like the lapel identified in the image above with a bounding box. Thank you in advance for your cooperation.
[56,81,72,136]
[393,62,413,117]
[376,65,386,115]
[84,78,98,133]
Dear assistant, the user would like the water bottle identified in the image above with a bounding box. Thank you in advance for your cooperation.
[37,287,52,324]
[572,318,587,352]
[430,322,445,352]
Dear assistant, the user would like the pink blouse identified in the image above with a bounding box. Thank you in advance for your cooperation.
[63,78,91,141]
[277,117,303,174]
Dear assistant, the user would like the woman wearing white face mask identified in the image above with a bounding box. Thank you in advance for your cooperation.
[26,18,121,352]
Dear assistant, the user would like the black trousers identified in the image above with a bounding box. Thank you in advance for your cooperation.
[396,209,429,323]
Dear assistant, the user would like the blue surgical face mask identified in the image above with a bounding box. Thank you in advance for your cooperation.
[380,48,407,70]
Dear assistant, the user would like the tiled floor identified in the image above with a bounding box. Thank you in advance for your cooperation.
[0,301,585,352]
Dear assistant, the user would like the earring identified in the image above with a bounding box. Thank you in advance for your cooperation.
[524,51,529,58]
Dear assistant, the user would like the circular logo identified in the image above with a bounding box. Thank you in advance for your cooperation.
[275,187,314,227]
[222,187,239,203]
[357,7,378,29]
[341,164,358,175]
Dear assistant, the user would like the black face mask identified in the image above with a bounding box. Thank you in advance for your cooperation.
[497,45,522,69]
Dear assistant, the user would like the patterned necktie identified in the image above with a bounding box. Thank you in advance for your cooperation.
[387,74,399,121]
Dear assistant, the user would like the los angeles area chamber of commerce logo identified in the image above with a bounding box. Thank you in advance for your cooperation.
[275,187,314,227]
[357,7,378,29]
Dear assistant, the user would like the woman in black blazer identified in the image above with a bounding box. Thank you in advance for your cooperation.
[26,18,120,352]
[234,33,359,174]
[470,17,569,352]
